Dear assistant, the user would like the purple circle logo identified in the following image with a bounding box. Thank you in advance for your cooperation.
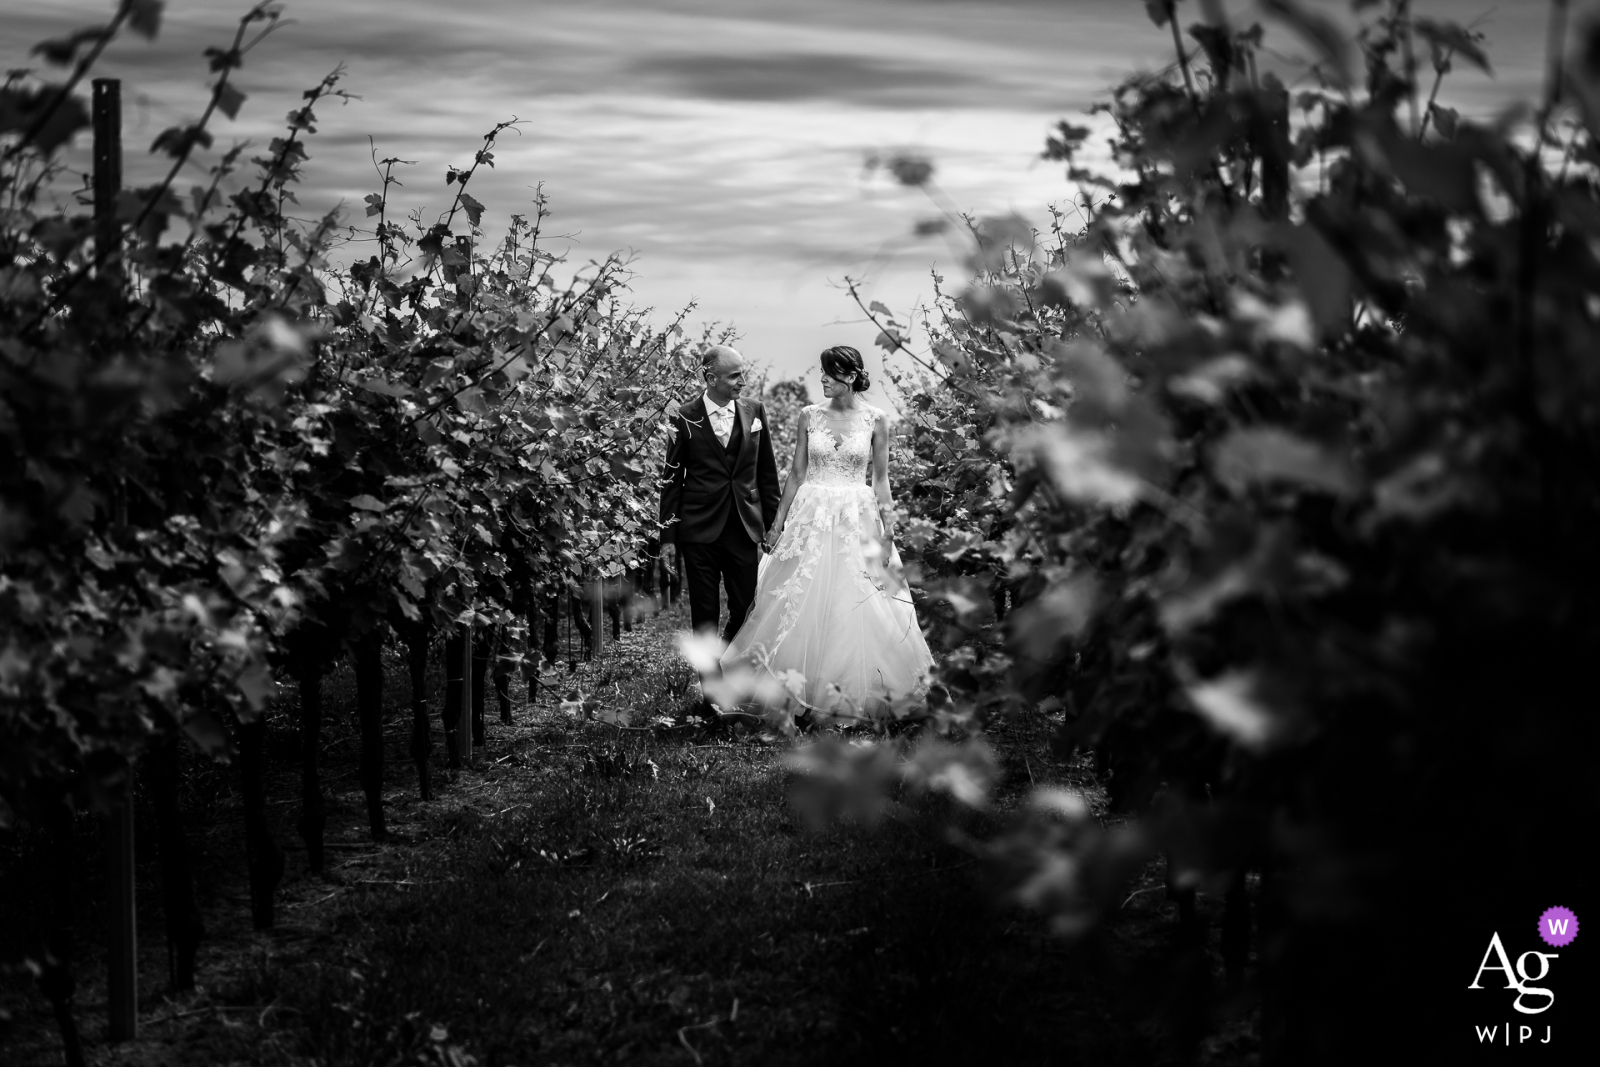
[1538,906,1578,948]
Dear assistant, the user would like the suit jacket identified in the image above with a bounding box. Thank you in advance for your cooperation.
[659,393,782,545]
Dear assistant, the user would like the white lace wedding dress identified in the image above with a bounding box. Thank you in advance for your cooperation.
[719,402,934,718]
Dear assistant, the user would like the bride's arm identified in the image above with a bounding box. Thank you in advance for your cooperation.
[766,408,809,545]
[870,411,896,538]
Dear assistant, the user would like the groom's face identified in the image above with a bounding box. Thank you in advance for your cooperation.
[705,353,747,400]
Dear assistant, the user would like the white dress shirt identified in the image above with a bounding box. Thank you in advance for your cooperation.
[704,391,735,446]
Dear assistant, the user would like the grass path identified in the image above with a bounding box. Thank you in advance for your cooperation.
[1,602,1256,1066]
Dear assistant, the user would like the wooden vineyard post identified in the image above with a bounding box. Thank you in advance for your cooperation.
[1257,73,1291,222]
[92,77,121,279]
[590,578,604,659]
[104,769,136,1042]
[459,621,474,762]
[95,76,137,1044]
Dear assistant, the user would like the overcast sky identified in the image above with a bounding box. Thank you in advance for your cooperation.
[4,0,1574,393]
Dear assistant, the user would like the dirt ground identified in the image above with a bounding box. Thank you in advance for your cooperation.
[0,601,1259,1066]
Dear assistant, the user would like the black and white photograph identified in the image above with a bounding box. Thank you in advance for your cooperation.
[0,1,1594,1064]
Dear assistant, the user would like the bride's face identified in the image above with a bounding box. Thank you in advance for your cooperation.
[820,365,854,397]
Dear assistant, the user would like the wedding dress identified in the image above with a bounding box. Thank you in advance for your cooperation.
[719,402,934,718]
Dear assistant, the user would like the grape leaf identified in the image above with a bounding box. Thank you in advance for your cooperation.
[885,154,933,187]
[1183,670,1279,752]
[1262,0,1352,87]
[360,376,412,397]
[932,341,970,373]
[1008,577,1098,662]
[151,123,213,159]
[1371,126,1478,212]
[31,27,108,66]
[1279,221,1351,339]
[128,0,165,40]
[216,82,246,121]
[235,664,274,715]
[1413,18,1492,76]
[1211,428,1359,498]
[1144,0,1179,29]
[31,94,90,153]
[183,711,230,756]
[454,387,489,415]
[1428,103,1459,140]
[57,483,98,526]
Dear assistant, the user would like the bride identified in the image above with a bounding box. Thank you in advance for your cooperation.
[719,345,934,720]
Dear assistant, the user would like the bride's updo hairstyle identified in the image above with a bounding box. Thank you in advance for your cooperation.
[820,345,870,392]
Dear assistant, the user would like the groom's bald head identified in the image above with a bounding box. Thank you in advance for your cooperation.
[701,345,748,403]
[702,345,744,379]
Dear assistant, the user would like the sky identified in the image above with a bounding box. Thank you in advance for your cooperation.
[3,0,1579,396]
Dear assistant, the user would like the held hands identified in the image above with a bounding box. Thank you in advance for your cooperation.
[762,521,784,554]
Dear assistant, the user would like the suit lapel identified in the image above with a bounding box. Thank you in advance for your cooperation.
[683,396,719,456]
[733,399,754,467]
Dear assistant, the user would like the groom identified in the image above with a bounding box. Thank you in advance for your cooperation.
[659,345,782,644]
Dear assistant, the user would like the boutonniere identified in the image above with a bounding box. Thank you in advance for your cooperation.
[749,418,763,433]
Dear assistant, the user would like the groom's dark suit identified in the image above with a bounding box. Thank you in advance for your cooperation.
[659,393,782,640]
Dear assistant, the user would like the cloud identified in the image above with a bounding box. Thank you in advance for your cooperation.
[2,0,1550,386]
[630,50,1004,109]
